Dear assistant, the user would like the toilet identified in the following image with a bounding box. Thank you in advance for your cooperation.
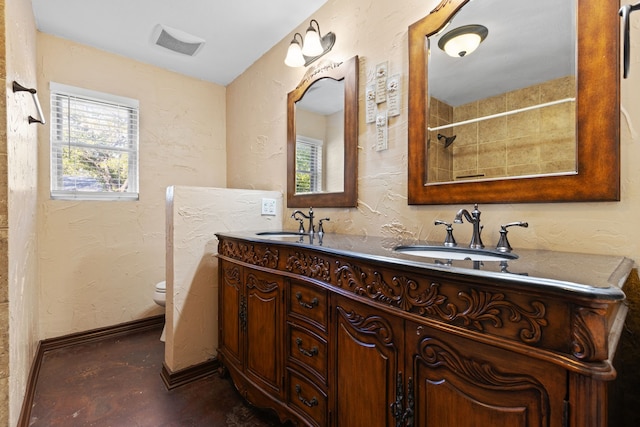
[153,281,167,342]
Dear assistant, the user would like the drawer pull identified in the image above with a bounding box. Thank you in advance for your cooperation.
[296,337,319,357]
[295,384,318,408]
[295,292,319,309]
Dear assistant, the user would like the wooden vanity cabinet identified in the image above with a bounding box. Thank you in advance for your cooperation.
[216,236,628,427]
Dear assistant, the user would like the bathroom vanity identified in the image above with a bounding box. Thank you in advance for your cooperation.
[216,231,631,427]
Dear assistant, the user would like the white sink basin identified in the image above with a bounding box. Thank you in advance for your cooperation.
[255,231,306,239]
[394,245,517,262]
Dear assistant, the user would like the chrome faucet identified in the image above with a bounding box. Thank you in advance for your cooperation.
[291,207,315,234]
[454,204,484,249]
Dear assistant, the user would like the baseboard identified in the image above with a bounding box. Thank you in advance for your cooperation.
[17,315,165,427]
[17,340,44,427]
[38,314,165,351]
[161,358,220,390]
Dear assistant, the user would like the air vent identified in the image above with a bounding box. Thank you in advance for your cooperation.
[152,24,205,56]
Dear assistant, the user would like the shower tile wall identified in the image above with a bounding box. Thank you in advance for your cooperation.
[428,97,453,182]
[429,75,576,182]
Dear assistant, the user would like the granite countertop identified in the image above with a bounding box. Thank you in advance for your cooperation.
[216,231,633,301]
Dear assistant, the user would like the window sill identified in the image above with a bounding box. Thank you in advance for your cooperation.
[50,191,139,201]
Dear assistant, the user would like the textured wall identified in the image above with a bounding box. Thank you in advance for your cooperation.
[36,34,227,339]
[4,0,40,424]
[0,2,9,418]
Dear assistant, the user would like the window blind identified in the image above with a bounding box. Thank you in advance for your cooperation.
[50,83,139,200]
[295,137,323,194]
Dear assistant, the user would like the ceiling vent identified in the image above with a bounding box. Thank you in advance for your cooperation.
[152,24,205,56]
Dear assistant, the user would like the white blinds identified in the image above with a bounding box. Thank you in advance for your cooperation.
[295,137,323,193]
[49,83,139,200]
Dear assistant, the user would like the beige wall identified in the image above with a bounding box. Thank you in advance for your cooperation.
[4,0,40,424]
[36,34,227,339]
[227,0,640,261]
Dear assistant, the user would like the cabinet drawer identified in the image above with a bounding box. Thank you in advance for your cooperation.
[287,323,327,383]
[289,281,327,330]
[287,368,327,427]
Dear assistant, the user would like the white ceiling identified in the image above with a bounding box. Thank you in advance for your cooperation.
[429,0,575,106]
[31,0,328,86]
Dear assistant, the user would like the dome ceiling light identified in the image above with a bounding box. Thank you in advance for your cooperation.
[438,24,488,58]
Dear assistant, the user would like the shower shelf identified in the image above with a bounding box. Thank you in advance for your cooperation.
[428,97,575,132]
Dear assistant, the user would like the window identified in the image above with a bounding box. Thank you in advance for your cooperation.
[295,136,324,194]
[50,82,139,200]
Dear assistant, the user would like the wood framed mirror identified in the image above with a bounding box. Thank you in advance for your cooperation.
[287,56,358,208]
[408,0,620,204]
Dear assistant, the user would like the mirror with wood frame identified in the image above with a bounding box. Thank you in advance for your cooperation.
[287,56,358,208]
[408,0,619,204]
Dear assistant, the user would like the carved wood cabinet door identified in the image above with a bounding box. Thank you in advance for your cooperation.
[406,321,567,427]
[243,269,284,398]
[331,295,405,427]
[219,260,243,372]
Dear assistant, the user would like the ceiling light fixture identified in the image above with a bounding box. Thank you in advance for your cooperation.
[438,24,488,58]
[285,19,336,67]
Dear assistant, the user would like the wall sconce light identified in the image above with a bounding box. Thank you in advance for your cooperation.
[285,19,336,67]
[438,24,488,58]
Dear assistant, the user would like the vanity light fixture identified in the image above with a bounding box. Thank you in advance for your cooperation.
[438,24,488,58]
[284,19,336,67]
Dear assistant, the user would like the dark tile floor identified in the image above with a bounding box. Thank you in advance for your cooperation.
[28,325,290,427]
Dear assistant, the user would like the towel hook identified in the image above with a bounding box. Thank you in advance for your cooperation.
[12,81,45,125]
[620,2,640,79]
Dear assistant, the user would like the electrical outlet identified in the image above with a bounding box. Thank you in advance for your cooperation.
[261,198,277,216]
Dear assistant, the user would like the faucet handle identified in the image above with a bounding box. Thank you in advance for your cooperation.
[318,218,330,235]
[434,220,457,247]
[296,218,305,234]
[496,222,529,252]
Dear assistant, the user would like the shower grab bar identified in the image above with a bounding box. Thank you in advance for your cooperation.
[620,2,640,79]
[12,81,46,125]
[427,97,575,132]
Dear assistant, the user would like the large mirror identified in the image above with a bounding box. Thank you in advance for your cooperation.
[287,56,358,208]
[408,0,620,204]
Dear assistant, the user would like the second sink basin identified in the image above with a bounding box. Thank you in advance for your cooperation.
[394,245,518,262]
[255,231,306,239]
